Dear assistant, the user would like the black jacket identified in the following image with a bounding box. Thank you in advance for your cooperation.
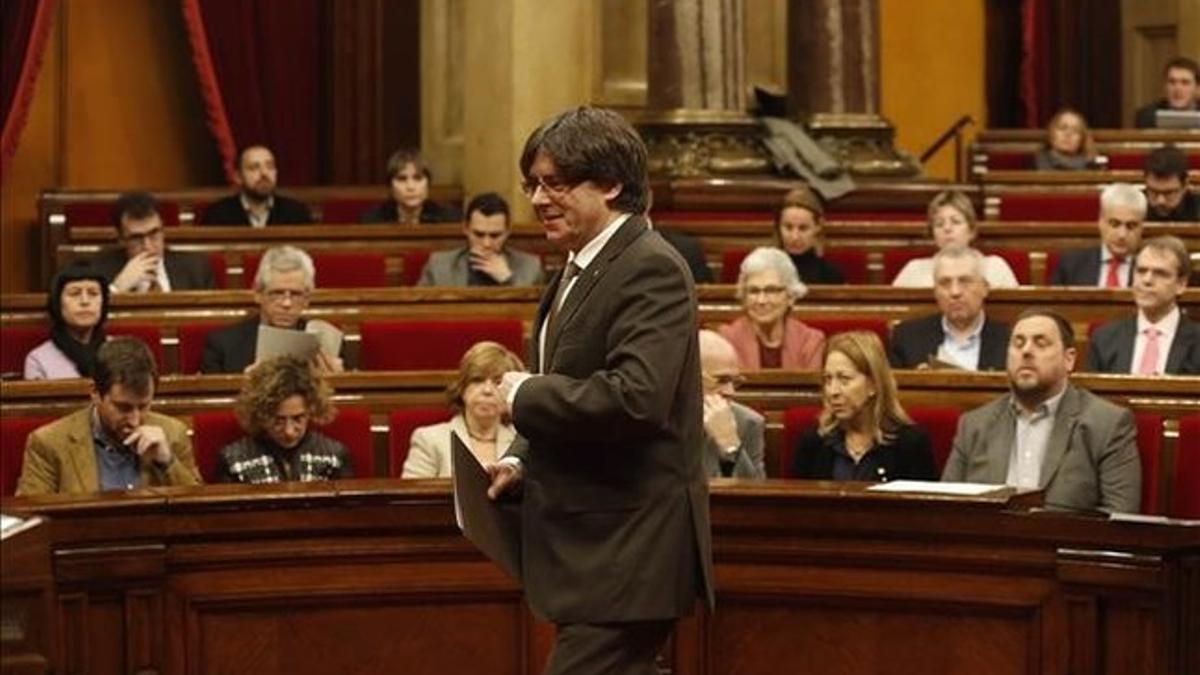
[1050,247,1133,287]
[1084,313,1200,375]
[888,313,1010,370]
[200,194,314,225]
[201,316,352,374]
[358,199,461,224]
[792,423,938,481]
[88,249,216,290]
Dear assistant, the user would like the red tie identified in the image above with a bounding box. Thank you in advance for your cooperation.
[1137,328,1161,375]
[1104,256,1123,288]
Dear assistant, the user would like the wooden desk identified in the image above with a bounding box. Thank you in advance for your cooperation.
[1,483,1197,675]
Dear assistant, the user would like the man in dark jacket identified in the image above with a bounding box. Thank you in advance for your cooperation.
[200,145,313,226]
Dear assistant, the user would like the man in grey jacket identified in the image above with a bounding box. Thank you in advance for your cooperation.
[417,192,543,287]
[699,329,766,479]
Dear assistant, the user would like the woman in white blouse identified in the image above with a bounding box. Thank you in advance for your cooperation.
[402,341,524,478]
[891,190,1019,288]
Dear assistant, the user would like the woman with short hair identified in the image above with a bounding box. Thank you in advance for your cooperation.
[216,356,353,483]
[792,331,937,481]
[24,265,110,380]
[891,190,1020,288]
[360,148,462,224]
[718,247,825,370]
[1034,108,1100,171]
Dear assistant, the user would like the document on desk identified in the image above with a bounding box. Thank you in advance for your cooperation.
[451,432,522,582]
[256,325,320,361]
[868,480,1006,496]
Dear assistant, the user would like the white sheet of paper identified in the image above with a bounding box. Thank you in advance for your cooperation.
[305,319,343,356]
[867,480,1006,495]
[256,325,320,362]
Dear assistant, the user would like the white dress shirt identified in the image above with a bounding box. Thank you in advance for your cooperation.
[1005,386,1067,489]
[134,258,172,292]
[937,312,986,370]
[1130,306,1180,375]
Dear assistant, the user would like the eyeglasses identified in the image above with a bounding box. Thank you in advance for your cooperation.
[521,174,577,198]
[264,289,310,303]
[704,372,747,389]
[744,285,788,298]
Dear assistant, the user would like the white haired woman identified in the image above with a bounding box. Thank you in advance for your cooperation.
[718,247,825,370]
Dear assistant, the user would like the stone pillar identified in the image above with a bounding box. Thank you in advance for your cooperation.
[787,0,879,116]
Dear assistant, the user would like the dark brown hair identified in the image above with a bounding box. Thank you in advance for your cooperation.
[93,337,157,396]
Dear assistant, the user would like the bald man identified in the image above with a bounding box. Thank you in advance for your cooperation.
[699,330,766,479]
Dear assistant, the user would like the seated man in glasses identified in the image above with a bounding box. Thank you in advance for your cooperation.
[417,192,544,286]
[201,246,347,374]
[699,329,766,479]
[90,191,216,293]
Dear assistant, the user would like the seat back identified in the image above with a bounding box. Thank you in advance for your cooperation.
[190,410,244,482]
[995,193,1099,221]
[804,318,890,349]
[320,199,378,224]
[1134,413,1164,515]
[1173,415,1200,519]
[401,250,432,286]
[824,248,869,284]
[1,416,56,495]
[720,249,749,284]
[983,248,1030,285]
[243,251,387,288]
[108,324,165,371]
[61,202,180,229]
[388,407,454,476]
[779,405,823,478]
[907,406,962,475]
[208,252,229,289]
[177,322,232,374]
[1,326,49,378]
[359,319,525,371]
[316,407,374,477]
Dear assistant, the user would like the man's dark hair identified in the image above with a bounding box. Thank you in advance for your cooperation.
[110,191,159,231]
[93,337,158,396]
[464,192,510,224]
[236,144,273,170]
[1013,308,1075,350]
[519,106,649,215]
[1164,56,1200,80]
[1144,145,1190,182]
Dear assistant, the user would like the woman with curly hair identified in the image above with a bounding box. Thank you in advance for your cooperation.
[215,356,353,483]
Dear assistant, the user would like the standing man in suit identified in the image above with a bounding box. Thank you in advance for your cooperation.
[1143,146,1200,222]
[1134,56,1199,128]
[943,309,1141,513]
[16,337,202,495]
[888,246,1010,370]
[699,329,766,479]
[488,107,713,675]
[1086,235,1200,375]
[1050,183,1145,287]
[200,145,314,226]
[417,192,544,286]
[89,191,215,292]
[201,246,346,374]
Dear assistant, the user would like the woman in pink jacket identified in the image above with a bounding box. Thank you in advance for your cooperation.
[719,247,825,370]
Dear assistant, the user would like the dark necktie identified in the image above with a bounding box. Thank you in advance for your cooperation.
[543,261,582,345]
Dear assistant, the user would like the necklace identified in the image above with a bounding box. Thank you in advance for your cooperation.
[465,425,498,443]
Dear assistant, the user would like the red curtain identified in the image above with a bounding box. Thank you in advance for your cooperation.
[1019,0,1052,128]
[180,0,323,185]
[1,0,56,179]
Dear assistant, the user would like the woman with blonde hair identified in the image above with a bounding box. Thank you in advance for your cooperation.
[718,247,825,370]
[1034,108,1100,171]
[403,341,525,477]
[791,331,936,481]
[216,356,353,483]
[891,190,1019,288]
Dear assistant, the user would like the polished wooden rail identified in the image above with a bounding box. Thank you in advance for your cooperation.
[2,482,1197,675]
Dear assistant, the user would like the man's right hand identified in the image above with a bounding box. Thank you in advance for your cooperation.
[110,252,160,292]
[485,460,523,500]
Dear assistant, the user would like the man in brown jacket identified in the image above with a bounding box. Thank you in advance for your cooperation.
[17,337,201,495]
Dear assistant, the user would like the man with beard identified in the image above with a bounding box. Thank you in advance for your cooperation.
[201,145,314,226]
[942,309,1140,513]
[1143,146,1200,222]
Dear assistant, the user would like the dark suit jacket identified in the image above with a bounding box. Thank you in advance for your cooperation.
[509,215,714,624]
[657,229,713,283]
[1144,191,1200,222]
[88,249,216,290]
[942,385,1140,513]
[791,423,937,481]
[888,313,1010,370]
[1050,247,1133,287]
[200,194,314,225]
[201,316,352,374]
[1084,313,1200,375]
[358,199,462,224]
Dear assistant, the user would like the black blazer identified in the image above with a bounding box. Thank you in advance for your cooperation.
[201,317,352,374]
[888,313,1010,370]
[358,199,461,224]
[657,229,713,283]
[1050,247,1133,287]
[791,423,938,481]
[200,194,314,225]
[788,250,845,284]
[1084,313,1200,375]
[87,249,216,290]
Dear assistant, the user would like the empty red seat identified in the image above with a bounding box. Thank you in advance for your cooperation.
[402,250,432,286]
[983,248,1030,285]
[804,318,889,349]
[882,247,938,284]
[907,407,962,475]
[243,251,387,288]
[59,202,181,229]
[824,248,869,285]
[208,252,229,289]
[388,407,454,476]
[316,407,375,477]
[1,326,49,378]
[177,322,231,374]
[780,405,823,477]
[1174,415,1200,519]
[1134,413,1164,515]
[1,416,56,495]
[359,319,525,371]
[720,249,750,284]
[108,324,165,371]
[995,193,1099,221]
[321,199,378,224]
[976,150,1033,171]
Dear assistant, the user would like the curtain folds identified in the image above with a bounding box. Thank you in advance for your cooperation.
[1,0,56,179]
[179,0,323,185]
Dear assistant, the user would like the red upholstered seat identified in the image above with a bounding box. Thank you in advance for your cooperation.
[804,318,889,349]
[882,247,937,284]
[108,324,165,371]
[191,406,374,482]
[780,405,823,477]
[388,407,454,476]
[1,416,56,495]
[1,326,49,377]
[907,406,962,474]
[320,199,378,224]
[1173,415,1200,519]
[977,150,1033,171]
[996,193,1099,221]
[824,248,869,285]
[1134,413,1164,515]
[243,251,387,288]
[825,211,927,222]
[177,322,230,374]
[359,319,525,371]
[402,250,432,286]
[720,249,750,284]
[62,202,180,229]
[1105,151,1199,171]
[983,248,1030,285]
[208,252,229,289]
